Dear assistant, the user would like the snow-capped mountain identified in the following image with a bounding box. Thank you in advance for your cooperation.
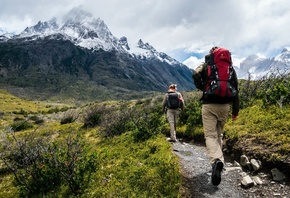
[0,7,193,101]
[2,7,290,82]
[20,18,59,36]
[236,47,290,79]
[0,28,15,40]
[12,7,179,66]
[17,9,121,52]
[274,47,290,65]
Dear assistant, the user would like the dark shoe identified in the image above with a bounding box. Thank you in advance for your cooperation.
[211,159,224,186]
[168,138,177,142]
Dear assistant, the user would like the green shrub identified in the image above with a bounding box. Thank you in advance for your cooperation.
[263,82,290,107]
[82,105,104,128]
[12,108,29,115]
[130,102,165,142]
[238,79,261,109]
[0,130,98,197]
[60,110,78,125]
[10,120,33,131]
[100,104,133,137]
[29,115,44,125]
[178,94,203,139]
[132,111,162,142]
[245,73,290,108]
[46,107,60,114]
[224,103,290,164]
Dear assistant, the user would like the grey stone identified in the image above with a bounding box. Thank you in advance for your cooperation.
[250,158,262,171]
[241,174,254,188]
[240,155,249,166]
[271,168,286,181]
[233,160,241,167]
[252,176,263,185]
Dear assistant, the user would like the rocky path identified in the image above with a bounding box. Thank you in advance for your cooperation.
[172,141,290,198]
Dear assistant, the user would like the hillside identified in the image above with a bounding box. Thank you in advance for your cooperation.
[0,8,194,102]
[0,86,290,197]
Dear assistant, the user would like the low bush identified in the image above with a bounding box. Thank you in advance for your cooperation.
[60,110,79,124]
[100,104,133,137]
[0,130,98,197]
[82,105,105,128]
[224,103,290,163]
[131,108,165,142]
[10,120,34,132]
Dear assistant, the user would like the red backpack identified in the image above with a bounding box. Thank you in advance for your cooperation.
[204,47,237,100]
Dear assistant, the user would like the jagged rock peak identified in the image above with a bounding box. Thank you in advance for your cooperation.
[20,17,59,36]
[137,39,155,51]
[281,46,290,53]
[243,54,265,62]
[61,6,107,31]
[119,36,130,50]
[62,6,107,31]
[275,46,290,63]
[60,6,113,41]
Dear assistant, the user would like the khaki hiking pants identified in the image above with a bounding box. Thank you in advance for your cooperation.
[166,108,180,141]
[202,103,230,165]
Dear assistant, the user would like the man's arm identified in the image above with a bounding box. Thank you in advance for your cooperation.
[192,63,206,90]
[178,93,184,110]
[162,94,167,114]
[232,70,240,120]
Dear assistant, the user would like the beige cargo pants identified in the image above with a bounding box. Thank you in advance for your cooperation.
[202,103,230,165]
[166,108,180,141]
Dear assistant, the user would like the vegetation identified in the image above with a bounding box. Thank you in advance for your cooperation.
[224,72,290,165]
[0,71,290,197]
[0,93,179,197]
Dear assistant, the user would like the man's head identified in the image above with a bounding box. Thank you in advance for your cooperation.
[169,84,177,90]
[209,46,219,53]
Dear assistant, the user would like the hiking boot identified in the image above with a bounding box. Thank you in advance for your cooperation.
[168,138,177,142]
[211,159,224,186]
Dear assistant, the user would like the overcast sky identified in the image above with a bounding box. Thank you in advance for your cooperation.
[1,0,290,69]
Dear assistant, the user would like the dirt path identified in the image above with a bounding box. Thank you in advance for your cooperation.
[172,141,290,198]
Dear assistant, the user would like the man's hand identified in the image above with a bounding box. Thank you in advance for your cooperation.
[163,108,167,115]
[232,114,238,121]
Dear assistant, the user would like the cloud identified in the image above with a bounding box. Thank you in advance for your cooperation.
[183,56,203,70]
[1,0,290,63]
[0,0,83,32]
[183,53,246,70]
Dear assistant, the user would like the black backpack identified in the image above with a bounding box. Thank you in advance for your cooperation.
[167,92,180,109]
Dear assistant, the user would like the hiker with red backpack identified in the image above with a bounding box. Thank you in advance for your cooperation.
[192,46,239,186]
[162,84,184,142]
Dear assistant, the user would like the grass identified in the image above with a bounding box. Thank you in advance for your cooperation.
[85,133,180,198]
[224,101,290,163]
[0,175,18,198]
[0,90,181,197]
[1,88,290,197]
[0,89,72,131]
[0,89,66,113]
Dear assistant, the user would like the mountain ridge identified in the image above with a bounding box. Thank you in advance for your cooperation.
[0,7,194,101]
[235,47,290,79]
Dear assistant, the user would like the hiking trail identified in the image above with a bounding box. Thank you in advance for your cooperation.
[172,141,290,198]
